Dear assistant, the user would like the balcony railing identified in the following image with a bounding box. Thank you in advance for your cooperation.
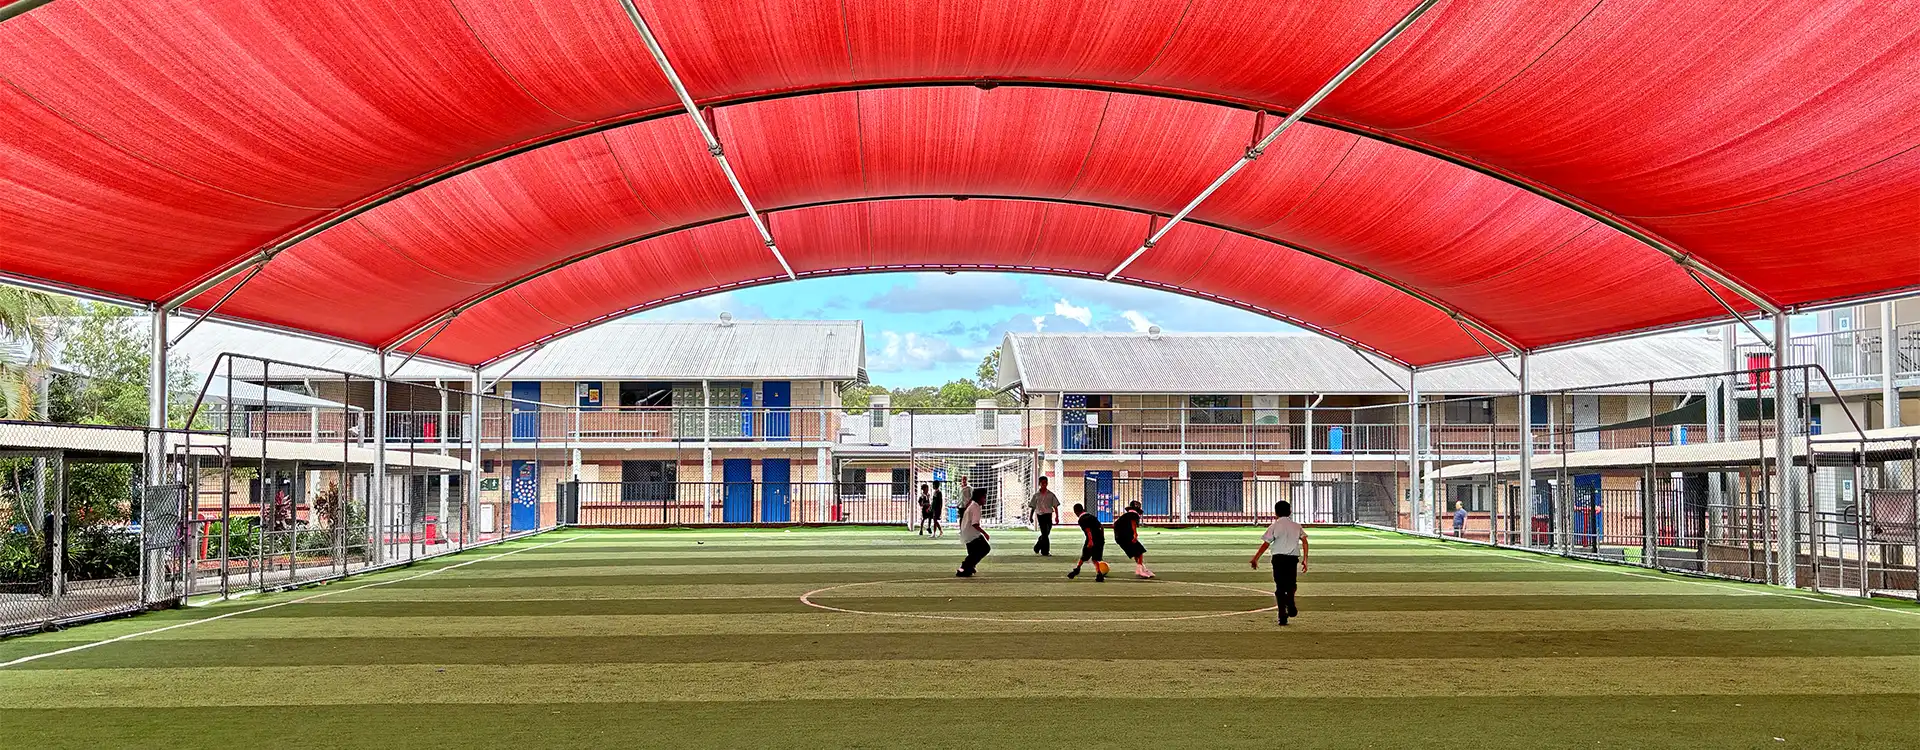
[1736,322,1920,389]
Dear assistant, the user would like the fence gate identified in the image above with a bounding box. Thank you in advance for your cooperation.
[141,483,191,608]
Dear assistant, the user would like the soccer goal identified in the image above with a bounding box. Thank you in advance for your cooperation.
[910,449,1041,528]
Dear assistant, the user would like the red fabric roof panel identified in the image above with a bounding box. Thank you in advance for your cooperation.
[0,0,1912,368]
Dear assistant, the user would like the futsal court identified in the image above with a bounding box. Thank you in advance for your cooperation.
[2,526,1916,748]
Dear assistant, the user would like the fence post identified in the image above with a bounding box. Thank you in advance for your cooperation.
[1772,315,1801,587]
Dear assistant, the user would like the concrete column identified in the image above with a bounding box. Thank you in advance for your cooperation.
[1883,301,1900,429]
[1177,459,1189,523]
[816,447,831,523]
[1773,313,1800,587]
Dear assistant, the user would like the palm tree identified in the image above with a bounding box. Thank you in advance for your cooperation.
[0,285,72,420]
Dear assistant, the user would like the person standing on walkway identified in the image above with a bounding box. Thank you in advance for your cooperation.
[1028,476,1060,556]
[955,488,991,577]
[1250,500,1309,626]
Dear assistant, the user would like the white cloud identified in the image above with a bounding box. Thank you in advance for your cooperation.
[1120,310,1156,333]
[626,291,766,322]
[868,330,970,373]
[863,273,1028,313]
[1052,298,1092,326]
[1031,316,1047,332]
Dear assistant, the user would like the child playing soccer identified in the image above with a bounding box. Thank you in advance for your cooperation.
[1114,500,1153,579]
[1066,503,1109,582]
[917,484,932,535]
[1250,500,1309,626]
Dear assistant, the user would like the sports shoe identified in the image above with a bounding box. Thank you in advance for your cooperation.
[1095,572,1106,582]
[1277,616,1288,626]
[955,569,972,578]
[1066,568,1080,579]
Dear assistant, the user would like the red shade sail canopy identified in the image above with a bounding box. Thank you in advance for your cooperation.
[1,0,1914,367]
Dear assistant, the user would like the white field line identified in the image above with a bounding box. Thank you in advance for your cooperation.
[1380,532,1920,618]
[0,535,584,670]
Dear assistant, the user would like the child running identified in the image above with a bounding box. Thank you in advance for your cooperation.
[1065,503,1109,582]
[1249,500,1309,626]
[954,488,991,577]
[1113,500,1153,579]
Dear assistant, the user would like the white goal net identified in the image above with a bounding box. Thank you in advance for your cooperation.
[910,449,1040,528]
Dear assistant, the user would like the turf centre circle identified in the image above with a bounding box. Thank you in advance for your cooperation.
[799,576,1279,623]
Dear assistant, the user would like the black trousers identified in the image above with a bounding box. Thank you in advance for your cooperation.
[1272,553,1299,615]
[962,537,991,573]
[1034,513,1053,554]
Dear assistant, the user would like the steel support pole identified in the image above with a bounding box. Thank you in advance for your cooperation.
[373,353,389,565]
[147,308,169,483]
[1407,368,1422,533]
[1773,313,1799,587]
[1518,353,1533,549]
[468,368,483,546]
[702,379,713,523]
[1882,302,1900,429]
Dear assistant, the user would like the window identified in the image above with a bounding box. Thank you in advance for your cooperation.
[619,461,675,503]
[1187,395,1243,425]
[1447,483,1487,512]
[891,468,911,498]
[1443,397,1494,425]
[839,467,868,499]
[1189,471,1244,513]
[978,408,996,431]
[870,408,886,428]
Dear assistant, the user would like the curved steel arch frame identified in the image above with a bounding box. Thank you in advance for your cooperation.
[157,79,1778,318]
[375,193,1527,363]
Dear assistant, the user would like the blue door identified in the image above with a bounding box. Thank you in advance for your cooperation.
[1085,470,1115,522]
[509,460,540,531]
[722,459,753,523]
[760,459,790,522]
[739,385,755,438]
[1141,478,1171,517]
[511,382,541,442]
[763,381,791,440]
[1573,474,1602,544]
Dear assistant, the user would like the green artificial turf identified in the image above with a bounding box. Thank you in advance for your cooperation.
[3,527,1917,749]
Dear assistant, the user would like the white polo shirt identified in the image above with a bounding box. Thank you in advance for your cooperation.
[1262,518,1305,557]
[960,501,985,543]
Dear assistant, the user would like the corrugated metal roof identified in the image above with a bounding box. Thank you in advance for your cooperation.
[509,320,864,381]
[141,317,863,382]
[1001,331,1726,395]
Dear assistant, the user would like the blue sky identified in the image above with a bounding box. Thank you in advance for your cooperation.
[631,272,1299,387]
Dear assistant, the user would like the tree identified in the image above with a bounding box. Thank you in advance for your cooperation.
[49,306,199,427]
[975,347,1001,388]
[0,286,74,420]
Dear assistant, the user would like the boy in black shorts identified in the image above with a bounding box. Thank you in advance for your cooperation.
[1065,503,1109,582]
[1114,500,1154,579]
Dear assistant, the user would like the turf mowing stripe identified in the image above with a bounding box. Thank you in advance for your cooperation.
[24,628,1920,670]
[39,607,1915,642]
[1400,536,1920,618]
[457,552,1484,569]
[8,657,1919,708]
[9,694,1916,750]
[0,534,585,670]
[225,592,1846,619]
[383,569,1633,588]
[330,580,1739,602]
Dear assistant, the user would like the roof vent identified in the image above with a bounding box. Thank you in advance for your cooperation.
[718,311,734,327]
[1147,325,1163,340]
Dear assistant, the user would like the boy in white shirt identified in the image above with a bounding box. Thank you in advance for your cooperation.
[1250,500,1309,626]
